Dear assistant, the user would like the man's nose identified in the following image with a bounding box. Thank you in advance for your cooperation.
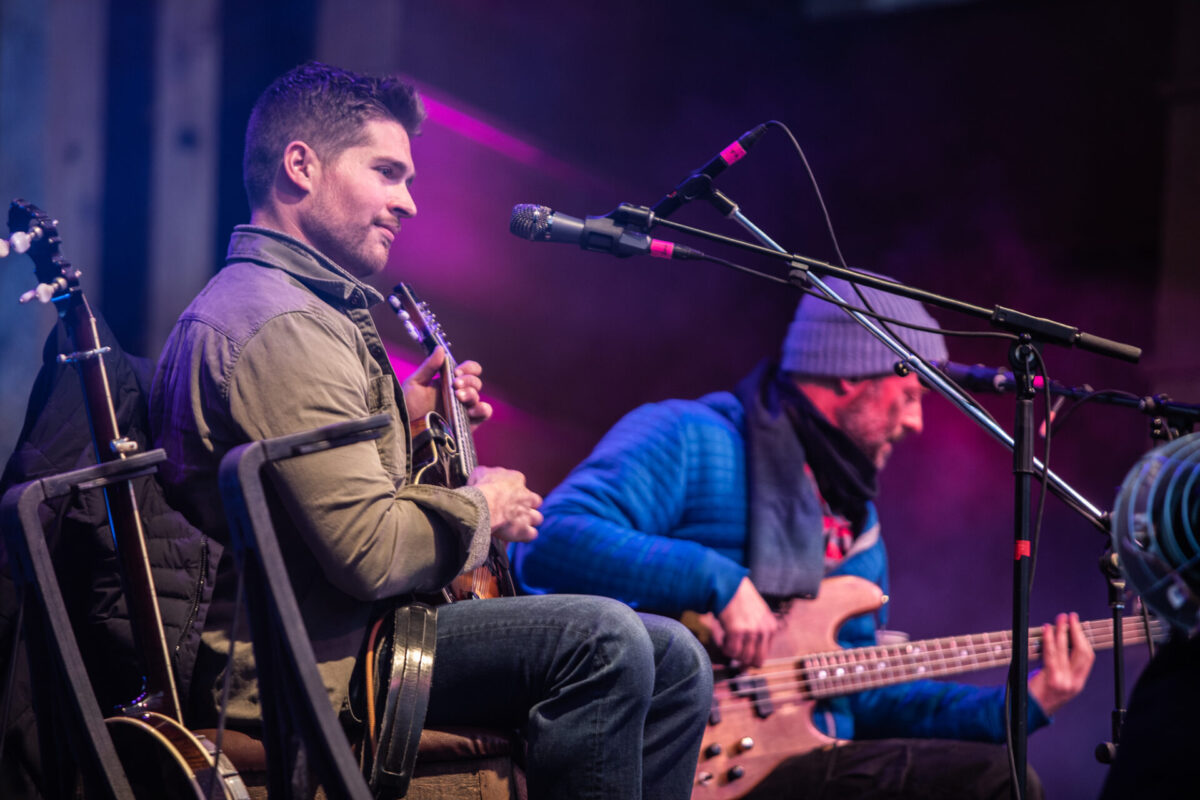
[391,185,417,218]
[902,402,924,435]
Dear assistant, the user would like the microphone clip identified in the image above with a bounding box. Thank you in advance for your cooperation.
[583,218,643,257]
[604,203,657,232]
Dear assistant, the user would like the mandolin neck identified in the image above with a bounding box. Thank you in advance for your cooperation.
[440,353,477,479]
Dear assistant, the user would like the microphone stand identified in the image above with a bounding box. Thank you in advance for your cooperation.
[1094,549,1127,767]
[611,199,1141,800]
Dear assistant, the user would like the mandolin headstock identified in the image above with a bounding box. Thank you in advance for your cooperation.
[388,281,456,366]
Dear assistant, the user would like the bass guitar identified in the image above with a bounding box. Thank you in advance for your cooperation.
[691,574,1165,799]
[8,201,247,799]
[387,282,514,601]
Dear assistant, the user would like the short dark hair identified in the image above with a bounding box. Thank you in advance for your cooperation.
[242,61,426,210]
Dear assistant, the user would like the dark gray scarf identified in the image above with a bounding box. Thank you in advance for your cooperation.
[734,360,877,598]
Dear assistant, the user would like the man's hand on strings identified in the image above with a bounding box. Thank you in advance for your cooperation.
[706,577,782,668]
[469,465,542,543]
[1028,612,1095,716]
[401,346,493,427]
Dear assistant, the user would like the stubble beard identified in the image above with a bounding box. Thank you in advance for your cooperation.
[305,213,386,279]
[836,395,897,470]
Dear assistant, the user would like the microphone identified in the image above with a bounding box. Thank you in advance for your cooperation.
[650,124,769,220]
[509,204,702,260]
[935,361,1017,393]
[934,361,1078,396]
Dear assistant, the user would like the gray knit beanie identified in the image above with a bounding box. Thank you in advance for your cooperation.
[780,271,948,378]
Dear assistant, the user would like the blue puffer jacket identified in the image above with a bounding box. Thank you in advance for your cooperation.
[513,391,1049,741]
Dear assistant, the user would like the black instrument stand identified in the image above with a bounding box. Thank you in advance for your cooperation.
[1094,550,1127,766]
[1,451,169,800]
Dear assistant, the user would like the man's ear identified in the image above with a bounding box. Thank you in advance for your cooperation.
[281,140,319,193]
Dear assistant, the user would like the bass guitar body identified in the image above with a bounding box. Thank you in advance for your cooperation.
[692,576,879,799]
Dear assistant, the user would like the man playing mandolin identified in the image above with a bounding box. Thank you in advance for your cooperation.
[513,275,1096,799]
[150,61,711,799]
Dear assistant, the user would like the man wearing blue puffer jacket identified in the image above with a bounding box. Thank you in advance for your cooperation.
[513,274,1095,799]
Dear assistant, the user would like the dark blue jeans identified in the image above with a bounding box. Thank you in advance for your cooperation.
[425,594,712,800]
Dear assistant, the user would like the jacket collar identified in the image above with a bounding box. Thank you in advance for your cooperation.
[225,225,386,310]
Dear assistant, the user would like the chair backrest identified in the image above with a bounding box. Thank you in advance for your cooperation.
[216,414,392,800]
[216,414,528,800]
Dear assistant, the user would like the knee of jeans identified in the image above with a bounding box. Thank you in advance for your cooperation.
[683,631,714,696]
[587,598,657,682]
[649,616,714,695]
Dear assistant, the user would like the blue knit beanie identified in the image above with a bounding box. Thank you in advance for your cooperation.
[780,271,948,378]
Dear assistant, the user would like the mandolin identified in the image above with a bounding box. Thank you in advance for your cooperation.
[388,282,514,602]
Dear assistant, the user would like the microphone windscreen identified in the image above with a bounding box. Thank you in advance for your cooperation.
[510,204,552,240]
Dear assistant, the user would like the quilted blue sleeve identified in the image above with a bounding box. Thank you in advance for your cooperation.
[512,400,750,615]
[847,679,1051,741]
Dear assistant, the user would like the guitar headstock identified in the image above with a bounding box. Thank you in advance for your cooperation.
[7,199,78,304]
[387,282,455,363]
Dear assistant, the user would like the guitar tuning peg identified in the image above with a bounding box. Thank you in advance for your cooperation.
[19,278,66,304]
[403,320,420,342]
[8,231,32,255]
[0,238,8,258]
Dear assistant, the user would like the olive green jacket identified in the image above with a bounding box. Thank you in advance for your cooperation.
[150,225,489,726]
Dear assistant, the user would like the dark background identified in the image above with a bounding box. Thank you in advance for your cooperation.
[3,2,1193,797]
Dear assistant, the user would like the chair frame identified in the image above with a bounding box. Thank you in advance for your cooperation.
[216,414,393,800]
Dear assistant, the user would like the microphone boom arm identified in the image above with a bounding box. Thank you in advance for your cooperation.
[639,204,1115,531]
